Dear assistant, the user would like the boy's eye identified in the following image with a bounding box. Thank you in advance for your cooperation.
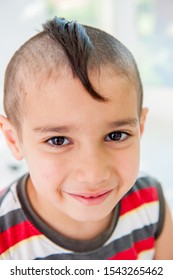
[105,131,129,142]
[47,137,70,147]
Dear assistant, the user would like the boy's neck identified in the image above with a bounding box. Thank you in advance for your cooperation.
[26,177,114,241]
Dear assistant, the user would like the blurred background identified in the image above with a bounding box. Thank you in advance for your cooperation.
[0,0,173,213]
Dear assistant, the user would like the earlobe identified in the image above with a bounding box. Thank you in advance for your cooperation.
[140,107,149,136]
[0,115,23,160]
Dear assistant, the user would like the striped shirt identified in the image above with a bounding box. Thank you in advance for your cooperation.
[0,174,165,260]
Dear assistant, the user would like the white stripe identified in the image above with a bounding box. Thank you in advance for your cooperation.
[138,248,155,260]
[0,183,21,216]
[105,201,159,245]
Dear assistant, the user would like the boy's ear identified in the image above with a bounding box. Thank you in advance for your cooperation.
[140,107,148,136]
[0,115,23,160]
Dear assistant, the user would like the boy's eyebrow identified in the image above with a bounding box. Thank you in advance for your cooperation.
[33,125,72,134]
[33,118,138,134]
[108,118,139,128]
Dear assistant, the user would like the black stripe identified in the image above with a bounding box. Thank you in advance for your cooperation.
[0,209,27,232]
[154,182,165,238]
[124,175,162,198]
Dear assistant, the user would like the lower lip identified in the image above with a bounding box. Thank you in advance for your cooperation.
[67,190,113,206]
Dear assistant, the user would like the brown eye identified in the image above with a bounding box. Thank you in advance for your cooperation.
[105,131,129,142]
[109,132,122,141]
[48,137,69,146]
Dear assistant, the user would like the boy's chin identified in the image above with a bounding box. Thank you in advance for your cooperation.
[69,208,113,224]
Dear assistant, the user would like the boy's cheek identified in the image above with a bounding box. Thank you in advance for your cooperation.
[115,145,140,185]
[25,153,67,184]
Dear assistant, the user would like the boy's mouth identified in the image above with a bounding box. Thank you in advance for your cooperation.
[65,189,113,206]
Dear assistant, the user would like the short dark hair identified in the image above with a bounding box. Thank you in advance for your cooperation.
[4,17,143,131]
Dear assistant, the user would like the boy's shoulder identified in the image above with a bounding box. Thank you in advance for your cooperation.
[136,172,162,186]
[0,173,27,201]
[0,175,42,260]
[0,176,27,221]
[128,173,163,198]
[0,181,18,209]
[125,173,164,210]
[0,179,22,236]
[121,173,165,239]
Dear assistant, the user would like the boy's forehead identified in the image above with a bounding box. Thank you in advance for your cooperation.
[90,67,133,97]
[23,68,139,131]
[27,65,135,100]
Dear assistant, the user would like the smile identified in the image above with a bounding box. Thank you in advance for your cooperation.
[65,189,113,206]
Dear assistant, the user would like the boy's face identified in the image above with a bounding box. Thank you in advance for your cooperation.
[2,68,147,227]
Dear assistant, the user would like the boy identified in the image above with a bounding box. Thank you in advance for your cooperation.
[0,17,173,260]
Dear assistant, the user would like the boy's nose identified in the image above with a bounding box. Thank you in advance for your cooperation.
[75,149,111,185]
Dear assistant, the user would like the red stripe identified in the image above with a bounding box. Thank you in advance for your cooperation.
[0,220,41,254]
[120,187,159,215]
[108,237,155,260]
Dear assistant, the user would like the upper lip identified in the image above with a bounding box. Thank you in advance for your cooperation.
[65,189,113,198]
